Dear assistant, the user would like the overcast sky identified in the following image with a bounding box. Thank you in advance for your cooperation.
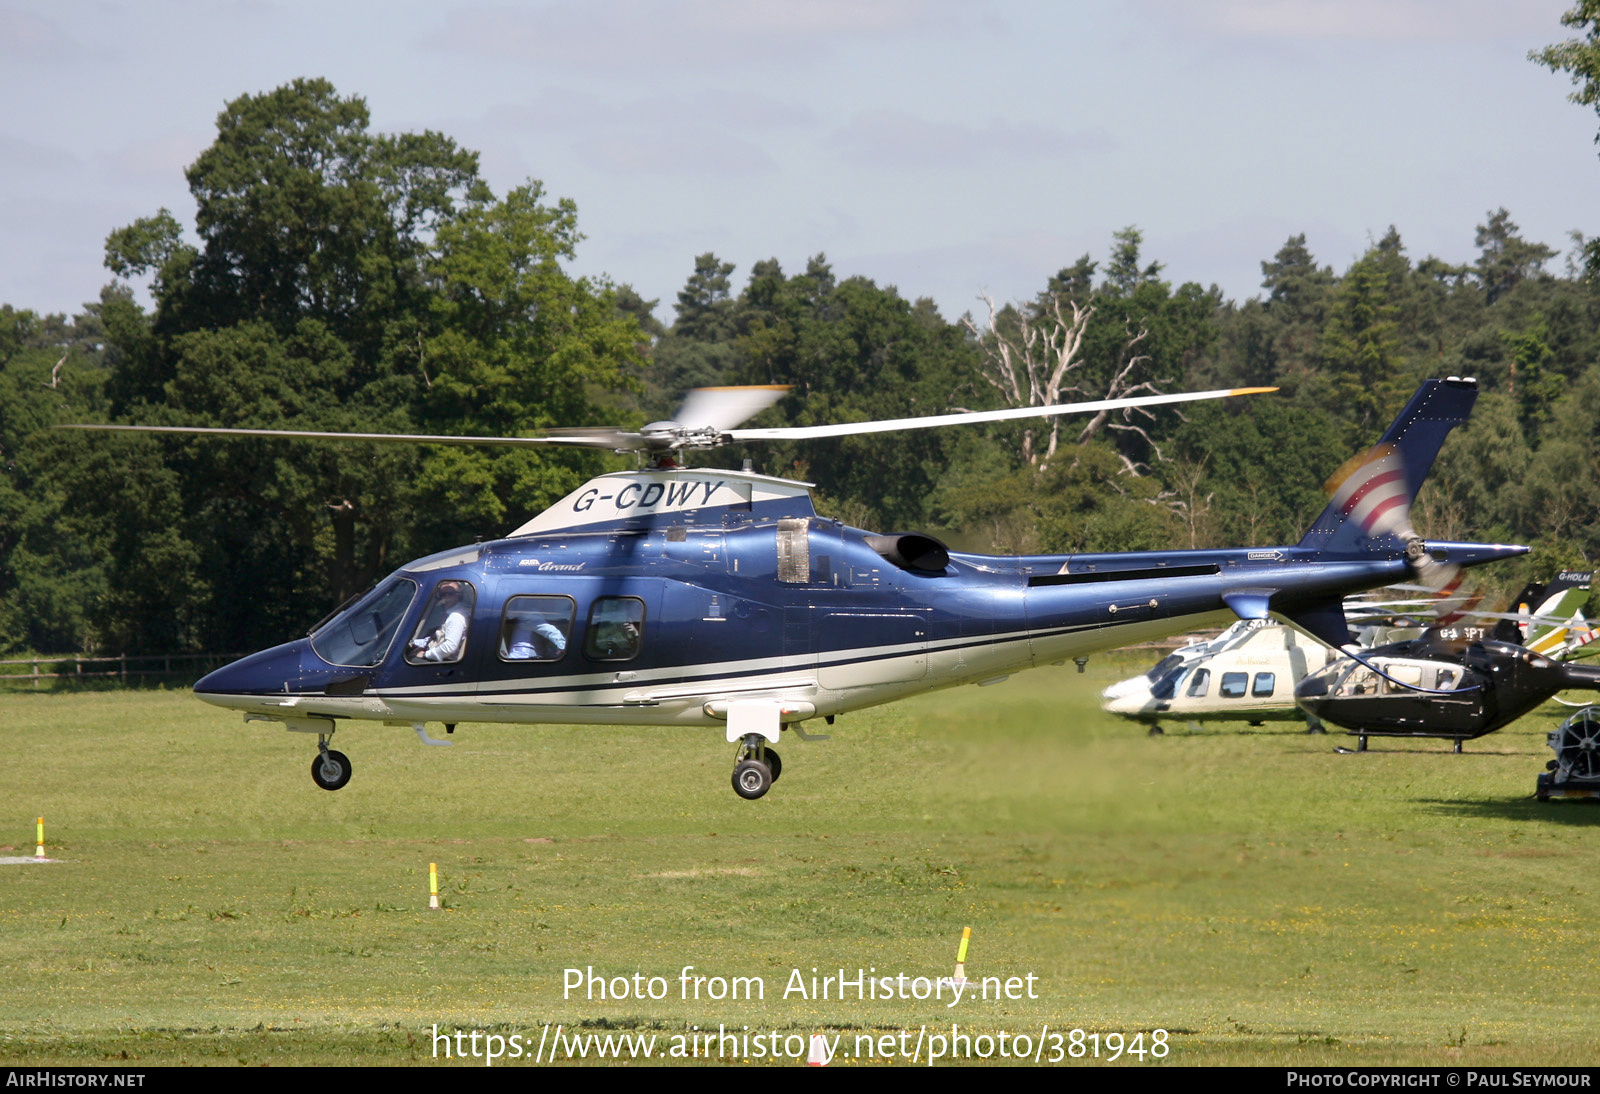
[2,0,1596,326]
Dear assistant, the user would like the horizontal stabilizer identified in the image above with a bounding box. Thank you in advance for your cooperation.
[1276,598,1354,648]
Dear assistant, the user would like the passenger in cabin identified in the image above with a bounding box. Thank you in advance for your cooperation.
[587,598,643,660]
[591,619,640,659]
[505,614,568,659]
[409,580,472,663]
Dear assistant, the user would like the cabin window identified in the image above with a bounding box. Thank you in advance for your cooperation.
[1434,668,1459,691]
[405,580,476,664]
[1185,668,1210,698]
[311,578,417,667]
[498,596,575,662]
[1382,664,1424,695]
[585,596,645,661]
[1251,672,1276,698]
[1220,672,1248,699]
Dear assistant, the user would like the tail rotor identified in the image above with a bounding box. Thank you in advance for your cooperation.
[1321,441,1483,633]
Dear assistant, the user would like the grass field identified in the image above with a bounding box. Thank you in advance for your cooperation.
[4,653,1600,1067]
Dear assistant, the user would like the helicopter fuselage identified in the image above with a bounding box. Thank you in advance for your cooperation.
[1295,636,1600,744]
[193,468,1472,734]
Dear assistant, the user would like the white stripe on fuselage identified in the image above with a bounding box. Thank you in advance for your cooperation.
[200,608,1235,728]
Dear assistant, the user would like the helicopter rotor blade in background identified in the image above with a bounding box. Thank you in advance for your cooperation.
[725,386,1278,442]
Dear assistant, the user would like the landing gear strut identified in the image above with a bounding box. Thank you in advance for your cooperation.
[311,732,352,791]
[731,734,780,800]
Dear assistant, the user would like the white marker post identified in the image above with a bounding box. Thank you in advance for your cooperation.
[428,862,440,911]
[35,817,45,860]
[938,926,973,991]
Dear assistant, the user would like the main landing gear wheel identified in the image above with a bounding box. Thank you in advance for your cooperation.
[730,733,780,798]
[312,749,352,791]
[732,759,772,800]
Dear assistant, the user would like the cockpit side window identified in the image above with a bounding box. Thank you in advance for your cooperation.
[584,596,645,661]
[311,578,418,667]
[1185,668,1211,698]
[499,596,575,662]
[405,580,477,664]
[1335,666,1378,696]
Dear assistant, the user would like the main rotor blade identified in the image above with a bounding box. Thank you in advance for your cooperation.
[724,387,1277,442]
[57,423,642,450]
[673,385,791,432]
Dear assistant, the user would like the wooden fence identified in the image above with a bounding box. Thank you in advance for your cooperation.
[0,652,243,687]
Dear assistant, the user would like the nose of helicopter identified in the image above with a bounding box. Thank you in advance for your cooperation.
[1099,677,1146,705]
[1294,673,1332,705]
[1099,680,1159,716]
[194,639,323,709]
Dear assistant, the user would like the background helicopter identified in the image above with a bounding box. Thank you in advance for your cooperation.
[1295,573,1600,753]
[1101,575,1594,737]
[68,378,1526,799]
[1100,618,1339,735]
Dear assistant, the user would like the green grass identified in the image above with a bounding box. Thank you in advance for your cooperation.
[4,657,1600,1066]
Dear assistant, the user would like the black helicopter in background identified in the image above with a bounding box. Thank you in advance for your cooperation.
[1295,572,1600,752]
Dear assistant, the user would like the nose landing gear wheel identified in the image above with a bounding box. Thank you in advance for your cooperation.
[732,759,772,800]
[312,749,352,791]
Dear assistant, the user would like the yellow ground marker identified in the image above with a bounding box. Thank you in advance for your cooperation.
[954,925,971,982]
[429,862,440,911]
[35,817,45,860]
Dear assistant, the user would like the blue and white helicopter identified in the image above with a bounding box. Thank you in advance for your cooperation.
[71,378,1525,798]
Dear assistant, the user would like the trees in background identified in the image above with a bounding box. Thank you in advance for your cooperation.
[3,78,644,654]
[8,56,1600,655]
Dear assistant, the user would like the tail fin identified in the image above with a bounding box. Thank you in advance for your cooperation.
[1520,571,1594,655]
[1297,378,1478,557]
[1491,579,1548,644]
[1268,379,1479,649]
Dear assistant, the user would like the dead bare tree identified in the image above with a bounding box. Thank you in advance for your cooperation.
[962,293,1166,471]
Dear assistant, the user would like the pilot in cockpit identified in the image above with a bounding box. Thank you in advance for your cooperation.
[409,580,472,663]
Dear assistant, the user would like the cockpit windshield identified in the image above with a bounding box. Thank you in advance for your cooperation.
[1146,654,1183,683]
[1149,662,1187,700]
[310,578,418,667]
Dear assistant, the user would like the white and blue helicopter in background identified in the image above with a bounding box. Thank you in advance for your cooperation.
[69,378,1525,798]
